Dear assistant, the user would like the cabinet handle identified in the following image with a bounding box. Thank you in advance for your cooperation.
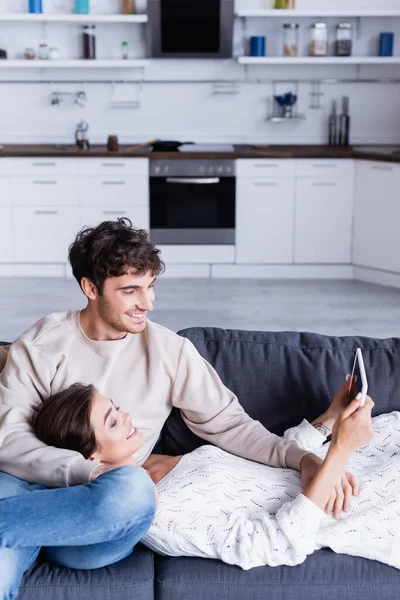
[254,164,279,168]
[312,164,338,169]
[101,181,126,185]
[312,182,337,187]
[102,210,127,215]
[372,165,393,171]
[253,182,278,187]
[34,210,59,215]
[101,163,125,167]
[31,162,57,167]
[32,180,57,185]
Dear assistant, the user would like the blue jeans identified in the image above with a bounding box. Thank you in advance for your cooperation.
[0,466,156,600]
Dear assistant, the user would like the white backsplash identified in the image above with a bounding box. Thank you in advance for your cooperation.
[0,0,399,145]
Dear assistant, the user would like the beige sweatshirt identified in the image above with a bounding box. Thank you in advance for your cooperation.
[0,311,309,488]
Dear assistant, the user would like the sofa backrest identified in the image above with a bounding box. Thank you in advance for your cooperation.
[160,327,400,455]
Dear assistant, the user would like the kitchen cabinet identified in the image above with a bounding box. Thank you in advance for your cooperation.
[294,171,354,264]
[353,161,400,273]
[81,206,149,231]
[236,173,295,264]
[13,206,81,263]
[0,207,14,262]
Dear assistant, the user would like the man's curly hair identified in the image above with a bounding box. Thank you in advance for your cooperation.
[68,218,165,294]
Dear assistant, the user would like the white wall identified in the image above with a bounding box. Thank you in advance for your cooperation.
[0,0,399,145]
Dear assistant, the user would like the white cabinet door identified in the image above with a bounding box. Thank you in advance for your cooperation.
[353,161,400,273]
[0,207,13,262]
[81,206,149,231]
[10,178,79,207]
[80,177,148,207]
[13,207,81,262]
[236,178,295,264]
[294,178,354,264]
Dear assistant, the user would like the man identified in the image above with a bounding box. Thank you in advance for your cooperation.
[0,219,356,597]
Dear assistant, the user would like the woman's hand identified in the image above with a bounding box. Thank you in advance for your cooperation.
[331,395,375,455]
[312,376,357,433]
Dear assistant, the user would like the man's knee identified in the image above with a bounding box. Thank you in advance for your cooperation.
[93,466,156,531]
[0,548,37,600]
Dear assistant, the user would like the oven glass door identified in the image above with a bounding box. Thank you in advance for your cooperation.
[150,176,235,245]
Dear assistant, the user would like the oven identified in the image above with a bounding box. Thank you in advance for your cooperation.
[150,160,235,245]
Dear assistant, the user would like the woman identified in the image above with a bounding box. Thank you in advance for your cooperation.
[32,382,400,571]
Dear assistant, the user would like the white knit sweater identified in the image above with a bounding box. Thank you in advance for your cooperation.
[143,412,400,570]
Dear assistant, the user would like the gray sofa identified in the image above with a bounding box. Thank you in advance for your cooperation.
[2,327,399,599]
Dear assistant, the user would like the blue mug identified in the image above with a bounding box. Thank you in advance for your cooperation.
[29,0,42,13]
[379,33,394,57]
[75,0,90,14]
[250,36,266,57]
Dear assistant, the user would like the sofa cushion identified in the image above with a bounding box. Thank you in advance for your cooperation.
[155,549,400,600]
[161,328,400,455]
[19,544,154,600]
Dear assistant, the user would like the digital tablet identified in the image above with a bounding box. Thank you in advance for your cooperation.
[347,348,368,407]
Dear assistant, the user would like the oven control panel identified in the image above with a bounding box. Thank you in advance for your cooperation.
[150,160,236,177]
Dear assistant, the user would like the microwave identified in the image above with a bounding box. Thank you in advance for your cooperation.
[148,0,234,59]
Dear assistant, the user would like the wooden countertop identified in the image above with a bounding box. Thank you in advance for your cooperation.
[0,144,398,162]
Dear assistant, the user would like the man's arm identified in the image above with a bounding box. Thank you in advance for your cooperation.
[171,338,310,471]
[0,340,97,487]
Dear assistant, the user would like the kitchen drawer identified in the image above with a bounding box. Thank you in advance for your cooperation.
[0,206,14,261]
[80,177,148,207]
[13,206,81,262]
[296,159,354,178]
[81,206,149,231]
[0,179,10,205]
[236,159,296,178]
[78,158,149,177]
[7,158,78,176]
[10,178,79,207]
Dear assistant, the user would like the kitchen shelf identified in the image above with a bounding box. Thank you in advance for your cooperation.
[236,9,400,18]
[0,13,148,23]
[238,56,400,65]
[0,60,150,68]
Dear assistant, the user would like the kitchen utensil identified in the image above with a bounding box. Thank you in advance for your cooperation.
[75,120,90,150]
[339,96,350,147]
[150,140,194,152]
[328,99,337,146]
[122,139,160,153]
[122,0,135,13]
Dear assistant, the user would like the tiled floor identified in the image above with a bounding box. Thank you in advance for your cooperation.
[1,277,400,342]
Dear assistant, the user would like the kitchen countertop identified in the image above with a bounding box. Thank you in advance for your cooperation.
[0,144,399,162]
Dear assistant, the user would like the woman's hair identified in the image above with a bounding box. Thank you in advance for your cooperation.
[68,217,165,294]
[31,383,97,459]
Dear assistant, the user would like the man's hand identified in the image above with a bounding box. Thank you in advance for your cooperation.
[300,453,359,519]
[143,455,182,485]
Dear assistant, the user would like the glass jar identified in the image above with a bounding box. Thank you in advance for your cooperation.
[283,23,299,57]
[310,23,328,57]
[121,41,129,59]
[82,25,96,59]
[335,23,352,56]
[38,42,49,60]
[122,0,135,13]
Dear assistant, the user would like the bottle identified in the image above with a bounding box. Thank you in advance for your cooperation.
[82,25,96,59]
[122,0,136,13]
[339,96,350,147]
[121,41,129,59]
[75,0,90,14]
[29,0,42,13]
[310,23,328,57]
[328,100,337,146]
